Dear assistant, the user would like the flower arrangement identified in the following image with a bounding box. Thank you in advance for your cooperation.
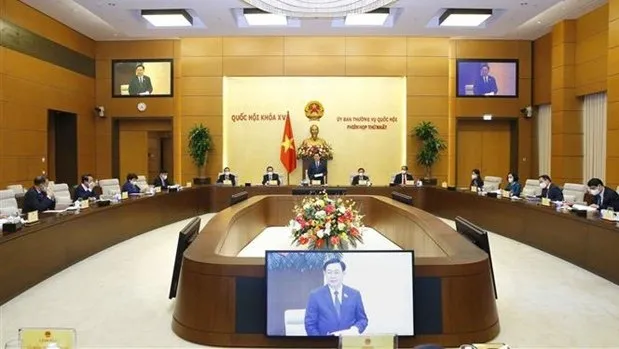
[296,143,334,160]
[289,193,364,250]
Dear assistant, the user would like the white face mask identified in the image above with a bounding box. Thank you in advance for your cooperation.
[359,172,364,176]
[131,180,137,185]
[539,182,547,189]
[162,175,167,180]
[589,188,600,196]
[508,177,514,183]
[88,181,95,189]
[471,174,477,180]
[224,171,230,175]
[401,170,407,174]
[267,171,273,175]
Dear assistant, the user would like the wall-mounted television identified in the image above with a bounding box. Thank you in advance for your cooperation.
[112,59,173,97]
[265,250,415,337]
[456,59,518,98]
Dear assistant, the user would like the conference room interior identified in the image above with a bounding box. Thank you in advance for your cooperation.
[1,0,619,348]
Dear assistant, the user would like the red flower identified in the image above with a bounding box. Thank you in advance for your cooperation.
[299,236,309,245]
[325,205,335,214]
[316,239,324,248]
[350,227,359,237]
[330,236,340,246]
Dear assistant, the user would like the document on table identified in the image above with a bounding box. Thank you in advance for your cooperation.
[571,204,597,212]
[314,173,324,177]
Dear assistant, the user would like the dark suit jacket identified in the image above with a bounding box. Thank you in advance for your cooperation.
[541,184,564,201]
[307,161,328,184]
[351,175,370,186]
[505,181,522,197]
[470,178,484,188]
[217,174,236,186]
[593,186,619,210]
[304,285,368,336]
[262,173,281,185]
[393,173,414,185]
[23,187,56,213]
[474,75,498,95]
[74,184,97,201]
[121,181,141,194]
[128,75,153,96]
[153,176,173,189]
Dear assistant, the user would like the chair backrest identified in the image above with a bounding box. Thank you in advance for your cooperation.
[521,179,542,197]
[6,184,25,197]
[0,189,19,216]
[51,183,71,198]
[284,309,307,336]
[99,178,121,196]
[617,186,619,193]
[483,176,502,191]
[562,183,587,204]
[136,175,149,191]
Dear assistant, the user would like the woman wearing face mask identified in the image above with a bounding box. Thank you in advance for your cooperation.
[122,173,141,194]
[351,168,370,186]
[587,178,619,210]
[262,166,281,186]
[470,169,484,189]
[505,172,522,197]
[537,174,563,201]
[153,170,173,189]
[217,167,237,186]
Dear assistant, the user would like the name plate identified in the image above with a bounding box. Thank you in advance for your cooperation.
[19,327,77,349]
[223,180,232,186]
[441,181,448,188]
[471,186,478,192]
[311,180,322,186]
[154,186,162,193]
[358,180,367,186]
[186,182,192,188]
[267,180,278,186]
[81,200,89,209]
[339,334,395,349]
[27,210,39,223]
[121,191,129,200]
[502,190,510,198]
[541,197,551,206]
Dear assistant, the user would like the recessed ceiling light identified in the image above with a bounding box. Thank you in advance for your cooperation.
[439,9,492,27]
[141,9,193,27]
[345,8,389,26]
[243,9,287,26]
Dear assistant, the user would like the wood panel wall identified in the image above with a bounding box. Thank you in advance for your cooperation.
[533,33,552,105]
[575,4,608,96]
[607,0,619,187]
[0,0,96,189]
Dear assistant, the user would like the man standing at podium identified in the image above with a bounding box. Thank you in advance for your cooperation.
[307,153,327,185]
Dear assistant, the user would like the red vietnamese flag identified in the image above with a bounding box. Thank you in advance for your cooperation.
[280,112,297,174]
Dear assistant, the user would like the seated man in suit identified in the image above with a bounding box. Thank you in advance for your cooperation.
[153,169,173,189]
[587,178,619,210]
[307,154,327,185]
[304,258,368,336]
[23,176,56,214]
[216,167,236,186]
[538,174,564,202]
[351,168,370,186]
[393,165,414,185]
[75,174,98,201]
[128,64,153,96]
[121,173,141,194]
[262,166,281,186]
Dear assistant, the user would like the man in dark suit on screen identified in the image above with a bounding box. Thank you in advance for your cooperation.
[307,154,328,185]
[128,64,153,96]
[304,258,368,336]
[473,64,498,96]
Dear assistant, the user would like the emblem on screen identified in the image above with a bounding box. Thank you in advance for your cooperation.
[304,101,324,120]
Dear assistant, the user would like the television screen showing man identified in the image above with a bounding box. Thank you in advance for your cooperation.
[457,60,517,97]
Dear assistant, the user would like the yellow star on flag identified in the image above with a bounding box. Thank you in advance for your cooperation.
[281,135,294,151]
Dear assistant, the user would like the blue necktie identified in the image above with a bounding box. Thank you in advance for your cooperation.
[334,291,341,317]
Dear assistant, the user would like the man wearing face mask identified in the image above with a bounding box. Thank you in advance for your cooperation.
[75,174,98,200]
[153,170,173,189]
[262,166,281,186]
[23,176,56,214]
[217,167,237,186]
[121,173,141,194]
[393,166,414,185]
[538,174,563,202]
[587,178,619,210]
[351,168,370,186]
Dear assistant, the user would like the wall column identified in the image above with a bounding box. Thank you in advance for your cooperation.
[607,0,619,187]
[550,20,583,184]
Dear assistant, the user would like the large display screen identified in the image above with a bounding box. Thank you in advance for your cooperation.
[265,250,415,337]
[112,59,173,97]
[456,59,518,97]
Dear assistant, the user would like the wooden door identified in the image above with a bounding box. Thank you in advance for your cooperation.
[457,120,512,187]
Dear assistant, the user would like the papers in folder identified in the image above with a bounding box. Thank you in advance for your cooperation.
[571,204,597,212]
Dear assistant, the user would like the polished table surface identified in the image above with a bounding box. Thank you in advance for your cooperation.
[2,184,618,305]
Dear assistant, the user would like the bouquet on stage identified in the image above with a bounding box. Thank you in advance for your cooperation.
[296,143,334,160]
[289,193,364,250]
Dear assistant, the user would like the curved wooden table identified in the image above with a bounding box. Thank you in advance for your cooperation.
[172,195,499,347]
